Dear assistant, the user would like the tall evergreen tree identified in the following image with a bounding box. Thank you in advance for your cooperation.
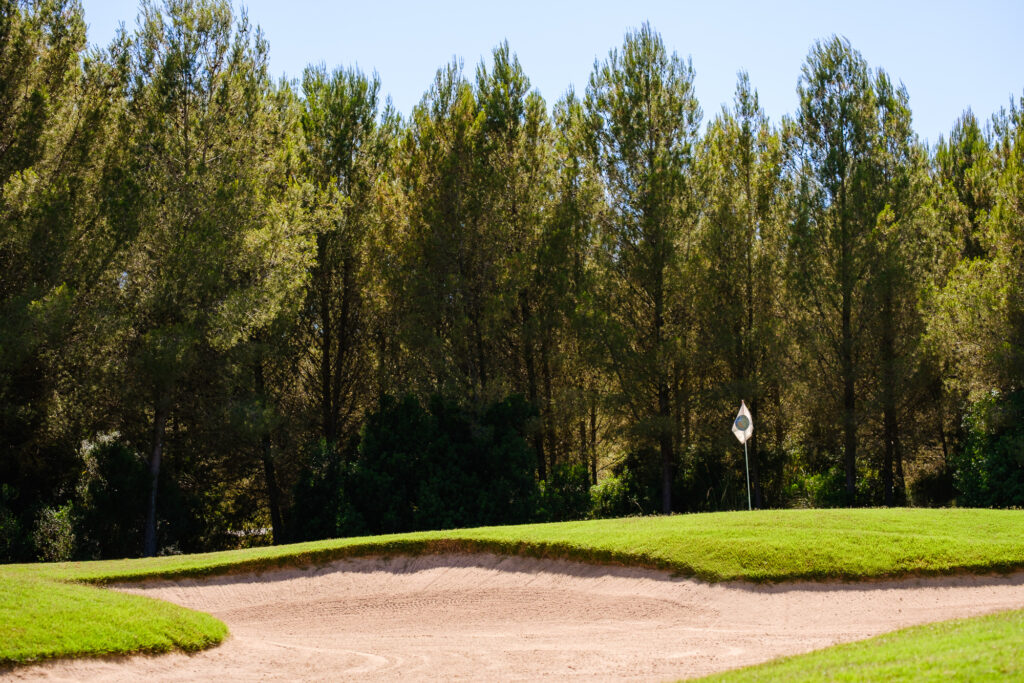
[110,0,311,556]
[546,90,609,483]
[866,70,930,505]
[399,60,489,399]
[930,95,1024,399]
[585,24,701,513]
[790,37,882,501]
[299,63,393,450]
[696,73,788,507]
[474,42,556,475]
[0,0,128,551]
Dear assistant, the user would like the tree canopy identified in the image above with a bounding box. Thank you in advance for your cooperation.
[1,1,1022,560]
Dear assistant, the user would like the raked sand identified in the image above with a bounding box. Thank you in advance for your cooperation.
[11,553,1024,681]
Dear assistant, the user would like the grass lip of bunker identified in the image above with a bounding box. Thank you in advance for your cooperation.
[4,508,1024,673]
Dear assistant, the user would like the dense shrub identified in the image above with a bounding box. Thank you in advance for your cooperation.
[289,440,346,542]
[291,394,541,540]
[589,470,643,518]
[32,504,75,562]
[802,467,855,508]
[782,465,881,508]
[0,484,27,562]
[908,464,955,507]
[74,439,148,559]
[677,446,749,512]
[953,391,1024,507]
[604,447,662,515]
[537,462,591,521]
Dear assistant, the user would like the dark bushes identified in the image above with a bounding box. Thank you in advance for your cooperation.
[953,391,1024,507]
[290,394,540,540]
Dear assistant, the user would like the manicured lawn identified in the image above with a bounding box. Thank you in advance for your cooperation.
[0,574,225,666]
[3,508,1024,668]
[10,508,1024,586]
[701,608,1024,682]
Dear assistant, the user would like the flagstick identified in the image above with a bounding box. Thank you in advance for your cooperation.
[744,440,751,511]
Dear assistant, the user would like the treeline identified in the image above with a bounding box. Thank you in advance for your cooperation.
[2,0,1022,561]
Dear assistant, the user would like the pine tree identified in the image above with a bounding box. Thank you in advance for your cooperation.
[585,24,701,513]
[110,0,311,555]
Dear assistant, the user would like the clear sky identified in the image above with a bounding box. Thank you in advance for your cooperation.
[80,0,1023,146]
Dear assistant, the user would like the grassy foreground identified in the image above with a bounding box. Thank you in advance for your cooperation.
[3,508,1024,668]
[0,575,226,666]
[702,608,1024,682]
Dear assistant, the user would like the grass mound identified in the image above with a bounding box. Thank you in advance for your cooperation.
[702,608,1024,682]
[3,507,1024,668]
[0,575,226,666]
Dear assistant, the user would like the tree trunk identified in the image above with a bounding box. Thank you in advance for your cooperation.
[579,419,590,482]
[520,296,545,480]
[659,381,673,514]
[255,360,285,544]
[880,288,902,506]
[472,313,488,399]
[653,250,672,514]
[540,334,555,466]
[936,378,949,464]
[750,398,763,508]
[330,254,355,440]
[317,234,336,445]
[742,133,763,509]
[881,339,895,505]
[882,417,896,506]
[143,400,168,557]
[262,433,284,544]
[772,378,784,453]
[841,289,857,502]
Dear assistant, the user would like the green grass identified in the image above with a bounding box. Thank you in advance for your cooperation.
[700,608,1024,682]
[3,508,1024,669]
[0,574,226,666]
[9,508,1024,586]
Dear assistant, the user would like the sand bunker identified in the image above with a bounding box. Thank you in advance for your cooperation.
[12,554,1024,681]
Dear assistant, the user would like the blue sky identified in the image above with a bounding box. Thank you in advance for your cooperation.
[80,0,1023,146]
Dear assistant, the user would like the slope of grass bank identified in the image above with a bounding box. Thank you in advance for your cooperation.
[3,507,1024,667]
[702,607,1024,682]
[8,507,1024,586]
[0,575,226,666]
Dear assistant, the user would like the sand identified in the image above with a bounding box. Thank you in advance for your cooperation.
[10,553,1024,682]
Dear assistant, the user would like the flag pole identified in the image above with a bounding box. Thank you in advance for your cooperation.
[743,440,751,511]
[732,400,753,512]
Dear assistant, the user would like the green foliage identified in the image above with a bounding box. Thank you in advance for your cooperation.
[0,0,123,557]
[953,391,1024,507]
[31,504,75,562]
[588,470,643,518]
[101,0,314,556]
[298,62,390,448]
[908,465,955,508]
[695,72,789,509]
[585,22,702,513]
[292,394,541,539]
[0,485,27,562]
[288,440,346,542]
[536,462,591,522]
[788,36,930,504]
[678,447,750,512]
[74,437,148,559]
[2,0,1023,565]
[790,467,851,508]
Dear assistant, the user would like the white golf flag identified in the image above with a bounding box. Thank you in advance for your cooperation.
[732,400,753,444]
